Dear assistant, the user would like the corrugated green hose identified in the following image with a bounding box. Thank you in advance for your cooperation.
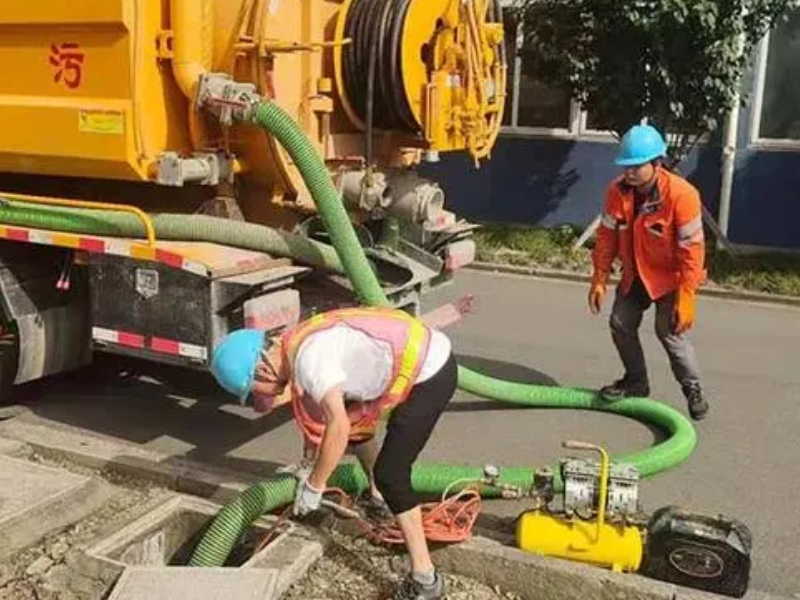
[187,102,696,567]
[246,104,386,306]
[0,200,346,274]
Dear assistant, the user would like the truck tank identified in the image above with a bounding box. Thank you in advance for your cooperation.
[0,0,505,235]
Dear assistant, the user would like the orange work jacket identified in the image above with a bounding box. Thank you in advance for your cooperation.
[593,167,706,299]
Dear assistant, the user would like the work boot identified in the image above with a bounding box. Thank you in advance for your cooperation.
[600,376,650,402]
[393,573,445,600]
[356,492,394,522]
[683,383,709,421]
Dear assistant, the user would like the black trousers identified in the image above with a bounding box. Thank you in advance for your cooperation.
[610,278,702,388]
[373,353,458,515]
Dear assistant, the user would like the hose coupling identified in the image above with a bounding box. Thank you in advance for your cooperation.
[196,73,262,126]
[481,464,523,499]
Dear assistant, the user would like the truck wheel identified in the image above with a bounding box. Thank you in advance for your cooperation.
[0,332,19,405]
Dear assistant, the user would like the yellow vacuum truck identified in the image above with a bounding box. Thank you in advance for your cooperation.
[0,0,506,395]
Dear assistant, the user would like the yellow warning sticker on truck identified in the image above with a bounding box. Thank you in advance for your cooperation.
[79,110,125,135]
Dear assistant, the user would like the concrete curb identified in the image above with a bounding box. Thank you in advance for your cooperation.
[468,262,800,308]
[0,420,261,505]
[433,534,790,600]
[0,422,787,600]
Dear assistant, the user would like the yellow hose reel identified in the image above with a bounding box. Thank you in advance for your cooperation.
[516,441,644,573]
[334,0,506,164]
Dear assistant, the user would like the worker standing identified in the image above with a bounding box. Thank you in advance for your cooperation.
[588,124,710,421]
[211,306,456,600]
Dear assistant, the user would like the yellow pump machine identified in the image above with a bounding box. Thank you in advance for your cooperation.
[515,441,752,597]
[517,441,644,573]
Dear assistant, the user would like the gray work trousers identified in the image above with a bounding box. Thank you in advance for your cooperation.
[609,279,702,389]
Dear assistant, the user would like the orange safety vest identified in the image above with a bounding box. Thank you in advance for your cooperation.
[593,167,706,300]
[282,307,431,446]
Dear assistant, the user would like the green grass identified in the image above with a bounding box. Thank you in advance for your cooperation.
[473,224,800,298]
[708,248,800,297]
[474,224,592,272]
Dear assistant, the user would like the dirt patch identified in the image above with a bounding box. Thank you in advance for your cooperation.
[283,528,521,600]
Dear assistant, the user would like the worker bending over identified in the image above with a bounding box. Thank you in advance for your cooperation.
[212,306,456,600]
[589,124,709,421]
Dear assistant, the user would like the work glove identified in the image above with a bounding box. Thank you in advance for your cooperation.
[673,285,696,334]
[588,271,608,315]
[293,478,323,517]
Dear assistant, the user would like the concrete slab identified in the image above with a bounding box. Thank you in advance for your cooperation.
[0,455,112,560]
[107,567,279,600]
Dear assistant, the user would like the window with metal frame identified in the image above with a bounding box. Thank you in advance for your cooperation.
[750,8,800,147]
[500,12,577,137]
[499,9,613,141]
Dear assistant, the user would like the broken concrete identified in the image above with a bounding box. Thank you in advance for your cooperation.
[0,455,112,561]
[107,567,279,600]
[25,555,53,577]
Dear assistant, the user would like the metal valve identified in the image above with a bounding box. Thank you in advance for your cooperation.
[481,464,522,499]
[483,464,500,481]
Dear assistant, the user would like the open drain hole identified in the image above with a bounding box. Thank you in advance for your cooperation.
[89,499,283,569]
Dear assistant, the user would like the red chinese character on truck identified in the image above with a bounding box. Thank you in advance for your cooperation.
[49,43,85,89]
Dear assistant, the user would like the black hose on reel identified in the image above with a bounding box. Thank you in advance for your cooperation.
[343,0,418,133]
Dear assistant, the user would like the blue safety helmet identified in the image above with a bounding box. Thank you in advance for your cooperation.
[615,125,667,166]
[211,329,271,402]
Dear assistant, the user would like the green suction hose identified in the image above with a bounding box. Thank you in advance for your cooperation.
[0,200,347,275]
[186,101,696,567]
[247,103,388,307]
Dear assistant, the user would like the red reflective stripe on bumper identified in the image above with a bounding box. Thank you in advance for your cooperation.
[156,250,184,269]
[117,332,145,348]
[151,337,180,355]
[6,228,29,241]
[79,238,106,253]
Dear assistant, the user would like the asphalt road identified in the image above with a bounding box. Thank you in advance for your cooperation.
[10,271,799,596]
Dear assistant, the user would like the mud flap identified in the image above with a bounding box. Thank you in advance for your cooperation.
[15,301,91,384]
[0,241,91,384]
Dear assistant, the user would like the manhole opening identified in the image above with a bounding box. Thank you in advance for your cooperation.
[94,501,277,568]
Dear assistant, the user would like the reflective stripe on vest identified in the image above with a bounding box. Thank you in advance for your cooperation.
[677,216,704,248]
[284,307,430,446]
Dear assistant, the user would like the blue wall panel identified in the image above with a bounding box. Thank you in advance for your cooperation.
[424,136,722,230]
